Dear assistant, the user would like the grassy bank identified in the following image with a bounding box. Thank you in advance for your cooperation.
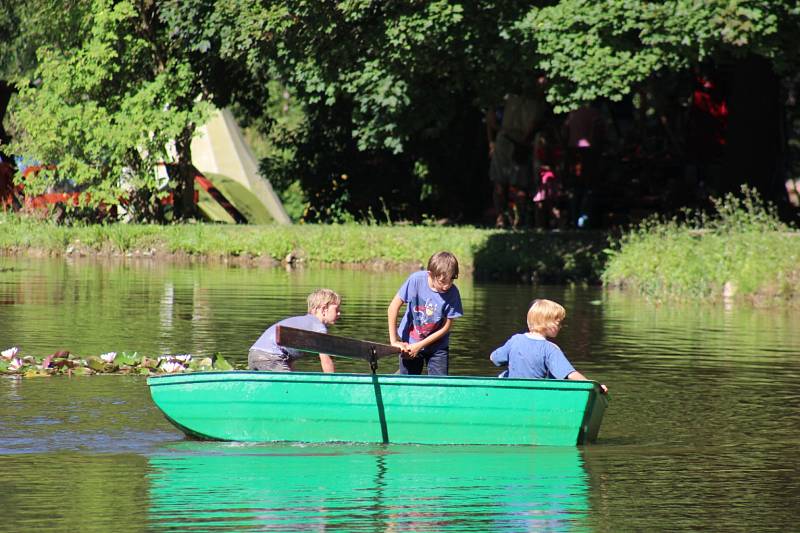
[0,213,608,283]
[603,189,800,305]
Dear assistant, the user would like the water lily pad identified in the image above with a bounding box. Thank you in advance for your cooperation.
[24,369,52,378]
[212,353,233,371]
[187,357,211,371]
[116,352,140,366]
[141,357,159,370]
[85,356,107,372]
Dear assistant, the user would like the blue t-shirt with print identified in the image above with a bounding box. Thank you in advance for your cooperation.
[490,333,576,379]
[396,270,463,352]
[250,314,327,360]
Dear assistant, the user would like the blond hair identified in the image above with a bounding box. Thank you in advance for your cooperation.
[526,299,566,334]
[427,251,459,280]
[307,288,341,313]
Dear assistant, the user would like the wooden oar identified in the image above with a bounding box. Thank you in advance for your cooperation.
[276,326,399,372]
[276,325,395,442]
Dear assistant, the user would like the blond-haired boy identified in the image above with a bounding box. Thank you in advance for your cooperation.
[249,288,341,372]
[490,299,608,392]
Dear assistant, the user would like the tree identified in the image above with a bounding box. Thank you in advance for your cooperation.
[208,0,542,222]
[520,0,800,205]
[1,0,92,150]
[7,0,211,220]
[211,1,800,221]
[5,1,799,223]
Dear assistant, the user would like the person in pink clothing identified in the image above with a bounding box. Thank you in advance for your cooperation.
[532,127,564,229]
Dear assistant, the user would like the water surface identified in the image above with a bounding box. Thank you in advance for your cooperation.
[1,256,799,531]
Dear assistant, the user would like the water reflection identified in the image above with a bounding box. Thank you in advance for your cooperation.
[3,256,800,530]
[147,443,590,532]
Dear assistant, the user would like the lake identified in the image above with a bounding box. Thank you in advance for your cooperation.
[1,255,799,531]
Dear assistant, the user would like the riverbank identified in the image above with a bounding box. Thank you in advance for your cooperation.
[0,213,608,283]
[4,190,798,305]
[603,190,800,305]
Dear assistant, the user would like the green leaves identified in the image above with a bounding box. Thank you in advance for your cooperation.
[0,347,243,377]
[8,0,209,221]
[519,0,796,112]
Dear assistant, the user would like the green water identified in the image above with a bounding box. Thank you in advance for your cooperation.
[1,256,799,531]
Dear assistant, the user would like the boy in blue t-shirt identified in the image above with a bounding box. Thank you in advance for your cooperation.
[388,251,463,375]
[490,299,608,393]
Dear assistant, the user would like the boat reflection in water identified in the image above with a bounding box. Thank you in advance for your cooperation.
[147,442,591,531]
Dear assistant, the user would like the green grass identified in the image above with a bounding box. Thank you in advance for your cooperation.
[5,186,797,305]
[602,187,800,304]
[0,213,607,283]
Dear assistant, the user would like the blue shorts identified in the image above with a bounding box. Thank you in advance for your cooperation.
[397,346,449,376]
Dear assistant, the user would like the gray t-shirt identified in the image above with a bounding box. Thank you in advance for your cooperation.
[250,314,327,360]
[490,333,575,379]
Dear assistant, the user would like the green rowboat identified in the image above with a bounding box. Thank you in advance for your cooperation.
[147,371,607,446]
[146,327,608,446]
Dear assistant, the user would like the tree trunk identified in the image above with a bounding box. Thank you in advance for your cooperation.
[172,124,197,220]
[0,80,15,148]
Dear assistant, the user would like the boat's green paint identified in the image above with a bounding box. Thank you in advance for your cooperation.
[147,444,589,529]
[147,371,608,446]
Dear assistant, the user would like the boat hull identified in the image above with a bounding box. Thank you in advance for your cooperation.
[147,371,608,446]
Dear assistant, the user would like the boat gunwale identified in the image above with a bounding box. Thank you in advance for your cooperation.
[146,370,604,393]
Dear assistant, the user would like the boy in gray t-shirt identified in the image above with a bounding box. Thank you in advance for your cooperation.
[248,288,341,372]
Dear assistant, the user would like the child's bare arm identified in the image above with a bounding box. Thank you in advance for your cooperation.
[319,353,335,373]
[387,295,408,349]
[407,318,453,357]
[566,370,608,393]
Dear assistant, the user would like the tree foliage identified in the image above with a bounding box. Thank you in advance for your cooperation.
[8,0,210,220]
[521,0,800,112]
[3,1,799,223]
[205,1,541,221]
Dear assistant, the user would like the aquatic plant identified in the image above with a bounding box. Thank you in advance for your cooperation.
[603,186,800,304]
[0,346,240,378]
[1,346,19,360]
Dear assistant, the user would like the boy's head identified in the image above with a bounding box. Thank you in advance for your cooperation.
[527,299,566,337]
[307,289,342,325]
[427,251,459,292]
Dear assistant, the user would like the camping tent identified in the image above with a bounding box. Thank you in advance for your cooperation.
[191,108,291,224]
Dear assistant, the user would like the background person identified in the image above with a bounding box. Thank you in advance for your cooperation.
[488,86,548,228]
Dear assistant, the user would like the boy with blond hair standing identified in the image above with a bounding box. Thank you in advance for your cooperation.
[490,299,608,392]
[388,251,463,375]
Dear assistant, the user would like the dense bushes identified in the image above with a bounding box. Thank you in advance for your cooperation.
[603,187,800,304]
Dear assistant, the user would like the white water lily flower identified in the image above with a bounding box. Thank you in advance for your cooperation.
[100,352,117,363]
[161,361,185,373]
[173,354,192,363]
[1,347,19,360]
[8,357,22,371]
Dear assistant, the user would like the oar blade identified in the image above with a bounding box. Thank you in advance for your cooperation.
[276,326,400,361]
